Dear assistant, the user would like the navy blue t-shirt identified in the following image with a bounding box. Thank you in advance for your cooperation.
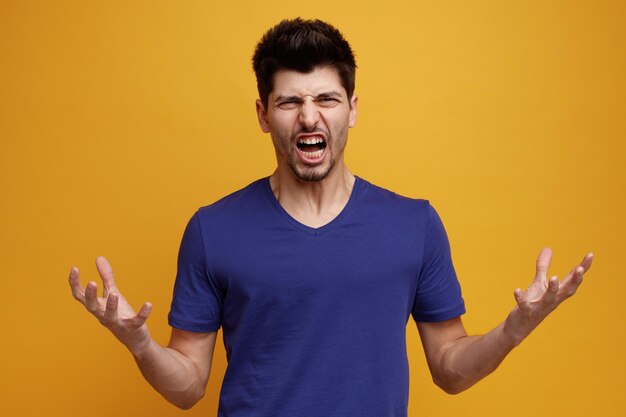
[169,177,465,417]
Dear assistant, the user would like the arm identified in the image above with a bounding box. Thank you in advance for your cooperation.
[417,248,593,394]
[69,257,217,409]
[133,328,217,409]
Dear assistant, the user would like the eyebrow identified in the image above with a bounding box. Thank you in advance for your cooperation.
[274,91,344,103]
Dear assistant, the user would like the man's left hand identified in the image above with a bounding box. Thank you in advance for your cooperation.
[503,248,594,346]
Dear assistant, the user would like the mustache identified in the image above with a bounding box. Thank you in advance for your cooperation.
[291,127,330,140]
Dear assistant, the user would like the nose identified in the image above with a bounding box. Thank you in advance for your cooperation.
[298,98,320,130]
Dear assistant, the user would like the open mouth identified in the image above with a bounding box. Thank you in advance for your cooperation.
[296,136,327,159]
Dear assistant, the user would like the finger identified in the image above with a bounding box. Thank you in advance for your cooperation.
[127,302,152,328]
[572,266,585,284]
[513,288,526,307]
[68,267,86,303]
[561,258,587,285]
[96,256,117,298]
[580,252,594,272]
[562,253,594,284]
[534,247,552,282]
[103,293,119,322]
[84,281,100,313]
[563,266,585,297]
[542,276,560,303]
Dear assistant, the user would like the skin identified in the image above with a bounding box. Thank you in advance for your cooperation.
[256,66,358,228]
[418,247,593,393]
[69,66,593,408]
[69,258,216,409]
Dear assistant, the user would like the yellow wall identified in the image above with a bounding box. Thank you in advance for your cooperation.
[1,1,624,416]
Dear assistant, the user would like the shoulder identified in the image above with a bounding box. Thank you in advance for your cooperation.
[196,177,269,217]
[182,178,272,237]
[355,176,433,218]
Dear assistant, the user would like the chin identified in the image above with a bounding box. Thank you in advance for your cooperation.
[290,163,334,182]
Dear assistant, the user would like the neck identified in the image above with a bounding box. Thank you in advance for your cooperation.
[269,164,355,229]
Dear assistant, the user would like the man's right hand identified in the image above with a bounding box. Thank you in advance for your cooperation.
[69,256,153,354]
[69,256,217,409]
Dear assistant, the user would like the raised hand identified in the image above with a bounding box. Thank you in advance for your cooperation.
[69,256,153,353]
[504,248,594,345]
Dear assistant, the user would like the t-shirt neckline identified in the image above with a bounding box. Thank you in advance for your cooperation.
[263,176,362,236]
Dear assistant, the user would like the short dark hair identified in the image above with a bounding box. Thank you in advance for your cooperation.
[252,18,357,108]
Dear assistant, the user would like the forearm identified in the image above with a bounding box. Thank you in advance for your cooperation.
[434,321,517,394]
[129,338,207,409]
[68,261,213,409]
[421,250,592,394]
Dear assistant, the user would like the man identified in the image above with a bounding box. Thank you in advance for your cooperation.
[68,18,593,416]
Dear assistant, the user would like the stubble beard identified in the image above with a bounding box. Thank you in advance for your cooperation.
[289,157,335,182]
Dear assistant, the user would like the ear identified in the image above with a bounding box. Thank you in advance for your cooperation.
[348,95,358,128]
[256,99,270,133]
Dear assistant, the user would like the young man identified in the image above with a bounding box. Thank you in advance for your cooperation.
[68,18,593,416]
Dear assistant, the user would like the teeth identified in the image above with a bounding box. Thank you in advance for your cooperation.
[298,136,325,145]
[301,149,324,158]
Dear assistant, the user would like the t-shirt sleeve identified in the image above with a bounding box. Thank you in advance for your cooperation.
[168,211,222,332]
[411,204,465,322]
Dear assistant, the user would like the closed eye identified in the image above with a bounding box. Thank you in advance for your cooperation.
[276,99,302,110]
[315,96,342,108]
[274,92,343,110]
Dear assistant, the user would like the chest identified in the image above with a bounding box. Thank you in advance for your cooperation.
[206,220,423,330]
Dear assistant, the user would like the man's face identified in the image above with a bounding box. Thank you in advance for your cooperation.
[256,66,358,182]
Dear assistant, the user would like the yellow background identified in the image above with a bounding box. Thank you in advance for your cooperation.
[1,1,624,416]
